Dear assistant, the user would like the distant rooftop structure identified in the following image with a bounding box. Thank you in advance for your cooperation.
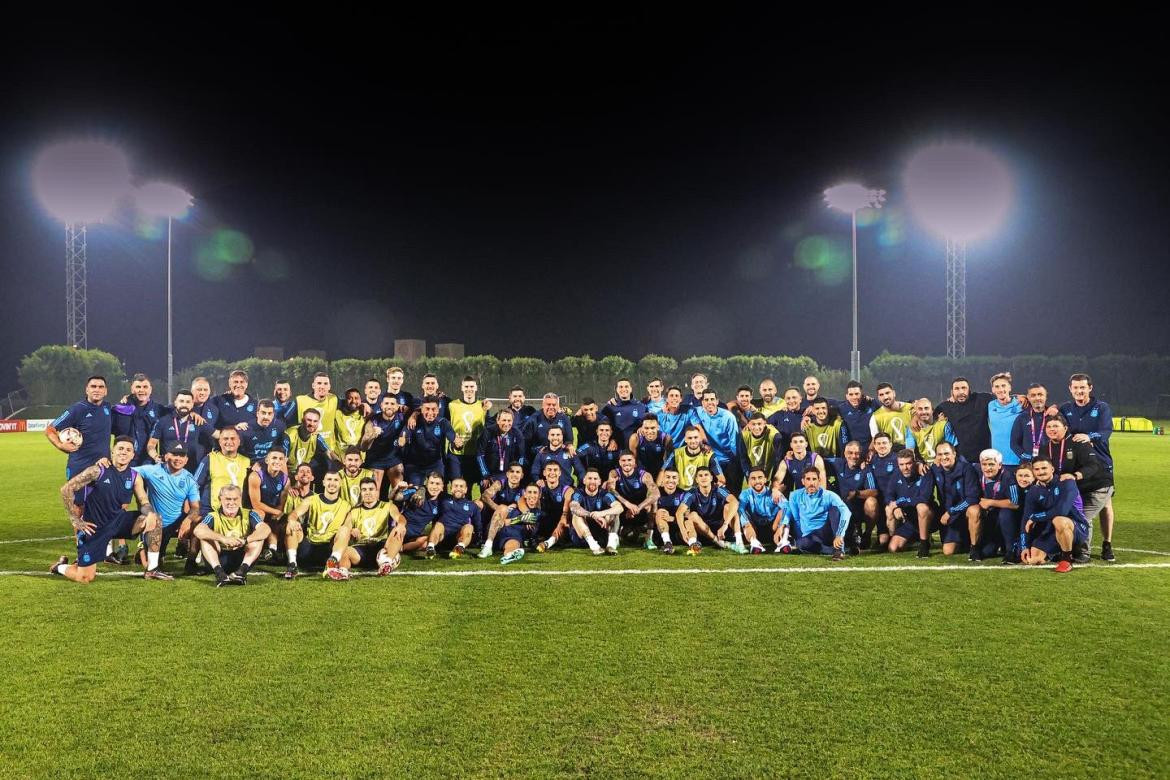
[296,349,327,360]
[254,346,284,360]
[435,342,465,359]
[395,339,426,362]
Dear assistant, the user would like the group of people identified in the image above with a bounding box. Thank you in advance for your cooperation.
[43,364,1117,584]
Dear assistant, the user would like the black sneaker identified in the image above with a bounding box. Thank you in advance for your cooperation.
[1001,555,1017,565]
[917,540,931,559]
[259,548,276,564]
[969,548,983,563]
[227,571,247,586]
[216,574,242,588]
[183,557,199,575]
[662,542,674,555]
[1072,543,1091,564]
[1101,541,1115,562]
[831,549,844,562]
[283,565,299,580]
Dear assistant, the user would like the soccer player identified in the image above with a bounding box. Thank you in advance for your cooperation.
[677,466,741,552]
[338,477,405,575]
[644,378,666,415]
[571,397,601,447]
[362,378,383,409]
[334,388,367,452]
[693,390,742,490]
[830,441,878,554]
[190,376,218,430]
[868,433,900,548]
[492,484,545,565]
[47,375,113,479]
[449,375,491,488]
[535,462,575,553]
[727,385,758,428]
[656,386,696,445]
[976,449,1022,564]
[293,372,340,447]
[477,408,525,488]
[239,399,288,464]
[283,470,353,579]
[575,421,620,483]
[737,413,783,484]
[655,467,701,554]
[684,373,708,408]
[286,408,339,479]
[193,485,268,586]
[765,387,806,452]
[987,373,1023,469]
[905,398,958,466]
[49,436,167,582]
[661,425,723,490]
[885,450,936,556]
[838,381,880,453]
[425,478,480,559]
[398,396,462,486]
[477,463,529,558]
[602,378,649,440]
[1058,373,1116,560]
[209,369,258,442]
[1040,414,1112,562]
[934,377,995,462]
[869,383,914,448]
[272,379,296,426]
[134,441,202,566]
[413,373,449,418]
[629,414,672,476]
[380,366,415,410]
[111,373,164,467]
[338,446,375,505]
[248,450,289,563]
[738,466,786,553]
[194,428,252,512]
[147,389,209,472]
[523,393,574,460]
[777,466,851,560]
[1020,457,1089,572]
[531,426,579,485]
[610,450,660,549]
[567,468,624,555]
[930,441,983,560]
[489,385,535,431]
[758,378,785,419]
[361,395,406,493]
[772,432,826,496]
[1010,383,1049,465]
[803,397,845,459]
[400,473,445,556]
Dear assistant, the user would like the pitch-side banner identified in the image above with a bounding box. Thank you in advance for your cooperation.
[0,420,26,432]
[26,419,50,432]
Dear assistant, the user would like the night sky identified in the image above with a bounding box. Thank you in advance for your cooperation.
[2,14,1167,391]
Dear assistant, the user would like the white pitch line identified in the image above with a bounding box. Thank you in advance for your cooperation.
[1115,547,1170,557]
[3,562,1170,578]
[0,536,71,545]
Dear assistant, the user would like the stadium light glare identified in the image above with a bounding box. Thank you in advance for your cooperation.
[135,180,195,401]
[903,142,1013,358]
[823,183,885,381]
[31,140,131,224]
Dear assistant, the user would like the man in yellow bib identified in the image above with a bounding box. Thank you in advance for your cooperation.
[448,375,492,491]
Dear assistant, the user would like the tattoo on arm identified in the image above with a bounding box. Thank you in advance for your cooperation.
[60,465,101,518]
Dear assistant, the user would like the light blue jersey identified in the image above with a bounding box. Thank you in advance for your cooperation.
[656,405,696,444]
[692,406,739,464]
[988,398,1023,466]
[738,487,786,528]
[782,487,851,539]
[136,463,200,526]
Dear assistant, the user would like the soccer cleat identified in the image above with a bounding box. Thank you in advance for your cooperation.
[216,574,243,587]
[831,549,844,562]
[50,555,68,575]
[425,545,437,560]
[687,542,702,556]
[644,537,658,551]
[917,540,931,559]
[227,571,247,586]
[477,545,493,559]
[750,545,763,555]
[259,548,276,564]
[1101,541,1115,562]
[500,549,525,565]
[592,546,606,556]
[143,568,175,581]
[604,545,618,556]
[324,567,350,581]
[1053,559,1073,573]
[325,557,340,572]
[729,542,748,555]
[1072,543,1091,564]
[283,565,299,580]
[536,541,549,553]
[969,548,983,563]
[662,541,674,555]
[449,544,465,559]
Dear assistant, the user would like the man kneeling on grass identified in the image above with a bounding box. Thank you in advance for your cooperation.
[338,477,406,577]
[193,485,268,587]
[494,484,545,565]
[283,470,353,580]
[425,478,481,559]
[777,466,852,561]
[676,466,741,553]
[568,468,625,555]
[1020,457,1088,573]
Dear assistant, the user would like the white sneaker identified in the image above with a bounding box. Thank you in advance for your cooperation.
[477,545,493,559]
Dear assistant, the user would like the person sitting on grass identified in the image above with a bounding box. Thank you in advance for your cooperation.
[776,466,852,561]
[338,477,406,576]
[567,468,625,555]
[283,470,353,580]
[400,472,445,557]
[192,484,268,587]
[496,484,545,565]
[654,467,702,555]
[425,477,481,559]
[738,466,786,554]
[676,466,741,553]
[886,450,936,556]
[1020,457,1088,573]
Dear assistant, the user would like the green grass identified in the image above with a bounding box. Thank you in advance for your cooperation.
[1,432,1169,778]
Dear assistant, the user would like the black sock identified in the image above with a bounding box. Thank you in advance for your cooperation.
[238,562,251,575]
[213,565,226,578]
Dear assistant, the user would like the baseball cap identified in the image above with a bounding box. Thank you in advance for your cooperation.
[166,442,189,456]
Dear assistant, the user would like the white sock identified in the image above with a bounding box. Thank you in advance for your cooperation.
[750,539,763,550]
[287,549,297,565]
[607,533,619,549]
[147,551,159,570]
[329,553,340,563]
[106,542,113,556]
[544,536,557,549]
[54,562,69,575]
[267,543,277,551]
[735,530,744,546]
[688,537,698,546]
[482,540,493,554]
[714,538,728,549]
[376,549,391,565]
[587,536,601,552]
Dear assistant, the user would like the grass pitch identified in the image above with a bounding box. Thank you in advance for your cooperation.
[1,431,1168,778]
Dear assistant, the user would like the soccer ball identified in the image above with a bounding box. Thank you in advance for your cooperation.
[59,427,83,446]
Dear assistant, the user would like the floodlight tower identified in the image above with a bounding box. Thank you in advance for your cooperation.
[904,142,1012,359]
[135,182,194,400]
[31,141,131,348]
[823,183,886,380]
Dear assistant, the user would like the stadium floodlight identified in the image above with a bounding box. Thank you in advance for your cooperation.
[824,183,885,381]
[31,140,132,349]
[134,182,194,400]
[904,142,1013,358]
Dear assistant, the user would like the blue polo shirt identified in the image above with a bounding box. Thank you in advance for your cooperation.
[52,399,112,475]
[136,463,200,526]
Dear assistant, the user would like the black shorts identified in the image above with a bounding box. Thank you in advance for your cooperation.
[296,539,335,568]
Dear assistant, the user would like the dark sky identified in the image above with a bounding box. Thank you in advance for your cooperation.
[2,14,1168,391]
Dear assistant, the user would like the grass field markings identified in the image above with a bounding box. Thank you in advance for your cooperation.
[0,535,72,545]
[4,562,1170,578]
[1115,547,1170,557]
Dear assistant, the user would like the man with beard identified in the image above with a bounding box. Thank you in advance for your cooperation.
[209,370,258,444]
[112,373,164,467]
[869,383,914,449]
[333,388,368,452]
[602,378,649,440]
[1011,383,1050,465]
[906,398,958,467]
[766,387,806,452]
[930,442,983,560]
[476,409,525,488]
[523,393,575,461]
[362,395,406,494]
[838,381,880,453]
[1058,373,1117,561]
[148,389,209,472]
[239,400,288,464]
[803,397,846,459]
[1040,414,1113,562]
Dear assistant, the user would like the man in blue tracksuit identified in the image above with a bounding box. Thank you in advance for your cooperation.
[929,441,983,560]
[1020,457,1088,573]
[778,466,852,560]
[1059,372,1115,555]
[976,448,1022,563]
[692,390,743,492]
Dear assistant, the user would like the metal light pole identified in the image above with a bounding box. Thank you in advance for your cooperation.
[167,216,174,399]
[824,183,885,381]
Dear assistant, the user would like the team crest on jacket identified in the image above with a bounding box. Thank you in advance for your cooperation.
[433,426,440,436]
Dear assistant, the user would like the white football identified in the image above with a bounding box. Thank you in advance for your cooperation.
[59,427,84,446]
